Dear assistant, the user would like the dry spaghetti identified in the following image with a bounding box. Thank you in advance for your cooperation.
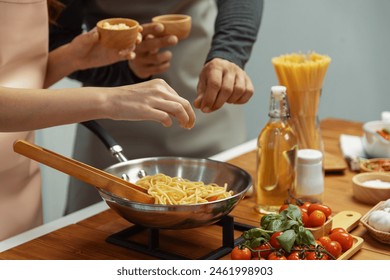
[272,52,331,150]
[135,173,232,205]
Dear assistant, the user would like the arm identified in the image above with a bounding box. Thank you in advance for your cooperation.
[194,0,263,113]
[45,28,135,88]
[207,0,263,68]
[49,0,145,86]
[0,79,195,132]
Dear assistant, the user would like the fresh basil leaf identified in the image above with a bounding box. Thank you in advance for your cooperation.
[277,229,296,253]
[260,213,281,229]
[266,219,285,231]
[281,204,301,221]
[249,237,268,248]
[242,228,262,239]
[279,219,299,231]
[295,227,316,246]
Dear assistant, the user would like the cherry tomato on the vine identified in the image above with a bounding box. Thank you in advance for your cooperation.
[268,251,287,260]
[231,246,251,260]
[330,227,347,234]
[301,210,309,227]
[308,203,332,218]
[318,236,332,247]
[269,231,283,249]
[323,240,342,259]
[252,243,272,259]
[307,210,326,227]
[279,204,289,213]
[306,251,329,260]
[287,251,306,260]
[299,202,312,212]
[329,231,353,252]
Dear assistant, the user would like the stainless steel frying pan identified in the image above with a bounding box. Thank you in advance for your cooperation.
[81,121,252,229]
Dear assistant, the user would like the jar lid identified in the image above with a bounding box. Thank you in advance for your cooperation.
[298,149,323,164]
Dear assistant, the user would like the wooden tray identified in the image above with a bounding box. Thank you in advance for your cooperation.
[324,152,348,172]
[308,210,363,260]
[333,210,363,260]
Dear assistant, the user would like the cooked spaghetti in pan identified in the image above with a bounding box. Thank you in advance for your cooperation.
[135,173,233,205]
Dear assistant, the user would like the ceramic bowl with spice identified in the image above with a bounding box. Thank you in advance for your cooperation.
[352,172,390,205]
[362,120,390,158]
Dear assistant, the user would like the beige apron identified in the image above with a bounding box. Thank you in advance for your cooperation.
[66,0,247,213]
[0,0,48,240]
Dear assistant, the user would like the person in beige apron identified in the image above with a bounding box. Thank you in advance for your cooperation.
[0,0,48,241]
[0,0,195,241]
[49,0,263,214]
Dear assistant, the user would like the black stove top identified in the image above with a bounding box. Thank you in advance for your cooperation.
[106,215,253,260]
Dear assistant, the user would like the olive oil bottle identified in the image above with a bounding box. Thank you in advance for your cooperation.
[255,86,298,214]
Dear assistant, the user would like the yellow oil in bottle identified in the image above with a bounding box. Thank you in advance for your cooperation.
[255,86,298,214]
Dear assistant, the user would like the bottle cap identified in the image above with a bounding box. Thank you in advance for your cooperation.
[271,85,287,100]
[298,149,323,165]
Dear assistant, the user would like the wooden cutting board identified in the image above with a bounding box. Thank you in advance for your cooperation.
[330,211,363,260]
[307,210,363,259]
[324,151,348,172]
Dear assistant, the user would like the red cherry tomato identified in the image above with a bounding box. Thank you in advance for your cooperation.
[329,232,354,252]
[301,210,309,227]
[252,243,272,259]
[323,240,342,259]
[279,204,289,213]
[287,251,306,260]
[306,251,329,260]
[231,246,251,260]
[307,210,326,227]
[308,203,332,218]
[318,236,331,247]
[330,227,347,234]
[268,251,287,260]
[269,231,283,249]
[299,202,312,212]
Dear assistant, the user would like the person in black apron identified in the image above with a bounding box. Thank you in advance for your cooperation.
[50,0,263,214]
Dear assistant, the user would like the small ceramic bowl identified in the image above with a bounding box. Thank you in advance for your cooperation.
[362,120,390,158]
[97,18,140,49]
[360,158,390,172]
[152,14,192,40]
[352,172,390,205]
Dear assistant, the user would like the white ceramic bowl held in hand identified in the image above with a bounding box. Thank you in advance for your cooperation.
[362,120,390,158]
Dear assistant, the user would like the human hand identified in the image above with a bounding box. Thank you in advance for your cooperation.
[106,78,195,129]
[194,58,254,113]
[68,28,138,71]
[128,23,178,79]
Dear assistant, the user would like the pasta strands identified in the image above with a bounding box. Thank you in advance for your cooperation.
[135,173,233,205]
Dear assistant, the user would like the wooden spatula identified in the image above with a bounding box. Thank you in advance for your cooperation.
[13,140,154,204]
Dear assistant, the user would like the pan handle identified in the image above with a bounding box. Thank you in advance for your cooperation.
[81,120,128,163]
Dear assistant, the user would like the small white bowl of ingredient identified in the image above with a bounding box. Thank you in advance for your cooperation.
[362,120,390,158]
[352,172,390,205]
[360,199,390,244]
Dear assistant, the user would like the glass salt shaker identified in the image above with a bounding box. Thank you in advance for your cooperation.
[294,149,324,204]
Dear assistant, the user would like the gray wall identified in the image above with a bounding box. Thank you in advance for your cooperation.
[37,0,390,223]
[245,0,390,140]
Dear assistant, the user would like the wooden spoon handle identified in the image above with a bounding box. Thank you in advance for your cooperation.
[13,140,154,204]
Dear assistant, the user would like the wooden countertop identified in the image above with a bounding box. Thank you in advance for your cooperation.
[0,118,389,260]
